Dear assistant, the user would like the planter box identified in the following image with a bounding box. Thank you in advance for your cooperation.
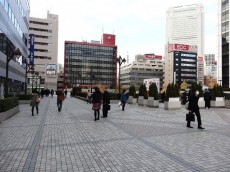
[225,100,230,109]
[0,106,19,124]
[198,97,205,108]
[147,97,159,108]
[138,96,146,106]
[211,97,225,108]
[19,100,31,104]
[164,97,181,110]
[128,96,137,104]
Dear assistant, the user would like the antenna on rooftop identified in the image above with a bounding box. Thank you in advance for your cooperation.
[127,51,129,64]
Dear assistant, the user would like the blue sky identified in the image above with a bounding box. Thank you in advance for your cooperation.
[30,0,217,64]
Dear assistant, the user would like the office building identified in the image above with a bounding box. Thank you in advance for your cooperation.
[0,0,30,94]
[120,55,164,91]
[218,0,230,88]
[205,54,216,66]
[64,33,117,89]
[204,54,217,84]
[28,12,58,92]
[164,44,198,86]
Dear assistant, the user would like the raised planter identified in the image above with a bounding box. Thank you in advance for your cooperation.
[225,99,230,109]
[147,97,159,108]
[138,96,145,106]
[211,97,225,108]
[164,97,181,110]
[128,96,137,104]
[0,106,19,124]
[19,100,31,104]
[198,97,205,108]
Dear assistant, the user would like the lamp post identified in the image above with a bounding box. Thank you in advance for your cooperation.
[87,69,95,93]
[5,48,21,96]
[117,55,126,94]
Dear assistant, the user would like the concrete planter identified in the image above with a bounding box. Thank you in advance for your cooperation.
[128,96,137,104]
[211,97,225,108]
[147,97,159,108]
[138,96,146,106]
[225,100,230,109]
[164,97,181,110]
[0,106,19,124]
[198,97,205,108]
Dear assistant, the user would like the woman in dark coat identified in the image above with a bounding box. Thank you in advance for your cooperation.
[102,90,110,118]
[187,90,205,129]
[91,87,102,121]
[30,93,40,116]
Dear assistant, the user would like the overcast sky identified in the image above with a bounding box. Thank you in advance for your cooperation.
[29,0,217,65]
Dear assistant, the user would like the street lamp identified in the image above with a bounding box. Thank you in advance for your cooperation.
[117,55,126,94]
[86,69,95,93]
[4,48,21,96]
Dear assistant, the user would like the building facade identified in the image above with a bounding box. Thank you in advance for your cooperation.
[64,34,117,90]
[120,56,164,91]
[0,0,30,94]
[218,0,230,88]
[204,54,217,85]
[28,12,58,92]
[164,44,198,86]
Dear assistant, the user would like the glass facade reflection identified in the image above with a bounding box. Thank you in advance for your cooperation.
[221,0,229,87]
[64,42,117,89]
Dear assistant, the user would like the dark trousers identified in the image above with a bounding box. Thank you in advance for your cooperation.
[57,101,63,111]
[187,110,202,127]
[32,106,38,115]
[94,109,100,120]
[122,101,126,111]
[103,104,108,117]
[205,100,210,108]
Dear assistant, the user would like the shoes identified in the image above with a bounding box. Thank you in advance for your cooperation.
[187,126,193,128]
[97,118,99,120]
[94,119,97,121]
[198,126,205,129]
[32,114,34,116]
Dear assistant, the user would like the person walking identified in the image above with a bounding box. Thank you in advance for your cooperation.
[102,90,110,118]
[57,89,65,112]
[64,90,67,98]
[187,89,205,129]
[30,92,40,116]
[120,90,129,111]
[91,87,102,121]
[51,89,54,98]
[204,89,211,109]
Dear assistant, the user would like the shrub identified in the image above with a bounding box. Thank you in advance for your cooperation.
[16,94,32,100]
[152,83,158,100]
[165,83,180,101]
[139,83,147,98]
[129,85,136,97]
[149,83,154,97]
[0,97,19,113]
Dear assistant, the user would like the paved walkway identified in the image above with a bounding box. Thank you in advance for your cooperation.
[0,96,230,172]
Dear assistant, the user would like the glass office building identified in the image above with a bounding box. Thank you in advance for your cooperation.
[0,0,30,93]
[64,39,117,89]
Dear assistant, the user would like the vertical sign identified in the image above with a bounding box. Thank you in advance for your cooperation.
[29,34,35,65]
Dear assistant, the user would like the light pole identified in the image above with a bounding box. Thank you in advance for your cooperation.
[87,69,95,93]
[5,48,21,96]
[117,55,126,94]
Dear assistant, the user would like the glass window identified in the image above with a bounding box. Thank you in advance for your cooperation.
[4,0,8,13]
[0,0,4,6]
[8,6,12,19]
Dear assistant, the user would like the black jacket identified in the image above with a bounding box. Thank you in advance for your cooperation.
[188,94,199,111]
[103,91,110,104]
[92,91,102,103]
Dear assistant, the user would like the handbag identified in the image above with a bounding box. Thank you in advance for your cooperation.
[92,103,101,110]
[107,104,111,110]
[35,96,40,103]
[186,112,195,122]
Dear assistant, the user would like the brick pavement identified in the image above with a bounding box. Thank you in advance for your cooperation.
[0,96,230,172]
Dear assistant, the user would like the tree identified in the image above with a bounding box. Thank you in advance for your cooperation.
[129,85,136,96]
[197,83,204,97]
[149,83,154,97]
[139,83,147,98]
[152,83,159,100]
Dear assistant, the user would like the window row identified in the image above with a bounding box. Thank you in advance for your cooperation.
[66,44,114,51]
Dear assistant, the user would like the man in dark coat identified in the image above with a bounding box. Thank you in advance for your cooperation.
[204,89,211,109]
[187,90,205,129]
[102,90,110,118]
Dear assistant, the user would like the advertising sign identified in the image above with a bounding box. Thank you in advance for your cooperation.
[145,54,163,60]
[168,44,197,53]
[143,78,160,91]
[46,64,56,77]
[29,34,35,65]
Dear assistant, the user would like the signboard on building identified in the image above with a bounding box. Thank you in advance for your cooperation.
[143,78,160,91]
[46,64,57,77]
[168,43,197,53]
[29,34,35,65]
[145,54,162,60]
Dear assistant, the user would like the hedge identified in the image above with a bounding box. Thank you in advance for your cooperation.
[16,94,32,100]
[0,97,19,113]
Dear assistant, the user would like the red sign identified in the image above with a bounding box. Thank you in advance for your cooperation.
[103,33,115,46]
[174,44,189,51]
[198,57,203,61]
[145,54,162,60]
[168,43,197,53]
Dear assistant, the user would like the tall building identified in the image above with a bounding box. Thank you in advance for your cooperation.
[0,0,30,94]
[218,0,229,88]
[28,12,58,92]
[164,44,198,86]
[205,54,216,66]
[64,33,117,90]
[166,4,204,57]
[120,55,164,91]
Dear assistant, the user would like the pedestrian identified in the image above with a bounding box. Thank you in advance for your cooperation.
[64,90,67,98]
[187,89,205,129]
[51,89,54,98]
[102,89,110,118]
[204,89,211,109]
[91,87,102,121]
[30,92,40,116]
[87,90,91,104]
[57,89,65,112]
[120,90,129,111]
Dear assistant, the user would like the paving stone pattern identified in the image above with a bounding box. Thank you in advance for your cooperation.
[0,96,230,172]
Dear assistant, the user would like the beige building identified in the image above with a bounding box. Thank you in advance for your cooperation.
[28,12,58,92]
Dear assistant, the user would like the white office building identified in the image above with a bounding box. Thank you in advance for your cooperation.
[28,12,58,92]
